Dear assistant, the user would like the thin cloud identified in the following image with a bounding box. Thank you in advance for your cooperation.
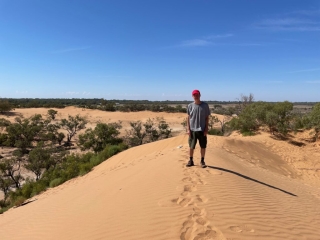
[232,43,264,46]
[292,9,320,16]
[305,80,320,83]
[253,17,320,31]
[288,68,320,73]
[51,46,92,54]
[179,39,212,47]
[65,91,80,95]
[16,90,28,94]
[177,33,233,47]
[263,80,283,83]
[204,34,234,40]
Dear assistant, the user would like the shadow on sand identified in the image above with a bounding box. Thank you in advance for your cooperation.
[208,166,297,197]
[0,112,23,118]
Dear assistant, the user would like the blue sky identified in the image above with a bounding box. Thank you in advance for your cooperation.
[0,0,319,102]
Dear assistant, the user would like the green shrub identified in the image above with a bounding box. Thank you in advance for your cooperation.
[0,199,9,208]
[241,130,255,136]
[30,181,48,197]
[208,129,223,136]
[1,142,127,214]
[13,196,27,207]
[79,163,94,176]
[49,178,63,188]
[20,181,34,199]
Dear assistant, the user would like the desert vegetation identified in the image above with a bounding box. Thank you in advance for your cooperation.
[0,108,173,213]
[0,96,319,214]
[227,96,320,141]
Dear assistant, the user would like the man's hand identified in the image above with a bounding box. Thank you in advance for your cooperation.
[187,130,191,136]
[204,129,208,136]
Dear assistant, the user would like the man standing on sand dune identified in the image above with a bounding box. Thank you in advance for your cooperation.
[186,89,210,168]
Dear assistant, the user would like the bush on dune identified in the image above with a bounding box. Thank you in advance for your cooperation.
[1,143,127,214]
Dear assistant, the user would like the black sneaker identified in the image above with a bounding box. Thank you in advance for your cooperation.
[186,160,194,167]
[200,160,207,168]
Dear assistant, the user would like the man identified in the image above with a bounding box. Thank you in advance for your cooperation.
[186,89,210,168]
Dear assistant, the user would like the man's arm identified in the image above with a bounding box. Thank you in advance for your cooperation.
[187,115,191,136]
[204,103,210,136]
[204,115,209,136]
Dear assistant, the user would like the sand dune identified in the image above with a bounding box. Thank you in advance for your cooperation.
[5,106,188,135]
[1,131,320,239]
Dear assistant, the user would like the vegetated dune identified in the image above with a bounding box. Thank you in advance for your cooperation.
[4,106,189,135]
[1,131,320,240]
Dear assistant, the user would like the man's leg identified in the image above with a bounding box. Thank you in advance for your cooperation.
[187,132,196,167]
[190,148,194,158]
[199,133,207,167]
[200,148,206,158]
[186,148,195,167]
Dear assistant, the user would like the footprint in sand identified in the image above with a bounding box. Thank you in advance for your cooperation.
[181,191,190,197]
[177,197,192,207]
[193,229,218,240]
[182,219,194,228]
[194,194,209,203]
[194,179,207,185]
[183,184,197,192]
[157,197,180,207]
[229,225,255,233]
[158,196,194,208]
[195,171,205,178]
[195,217,208,225]
[193,206,202,214]
[182,177,192,183]
[230,226,242,233]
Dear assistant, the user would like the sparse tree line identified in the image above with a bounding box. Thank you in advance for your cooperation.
[1,98,316,115]
[0,109,172,213]
[0,99,188,113]
[1,98,248,109]
[227,99,320,140]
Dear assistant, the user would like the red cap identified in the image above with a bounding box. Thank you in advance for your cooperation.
[192,89,200,95]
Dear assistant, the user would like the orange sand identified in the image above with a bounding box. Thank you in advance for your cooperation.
[0,107,320,239]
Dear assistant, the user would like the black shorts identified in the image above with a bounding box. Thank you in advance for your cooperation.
[188,131,207,149]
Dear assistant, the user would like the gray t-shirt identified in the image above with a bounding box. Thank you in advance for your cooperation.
[187,102,210,132]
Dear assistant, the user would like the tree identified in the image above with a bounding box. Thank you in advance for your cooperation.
[237,93,254,113]
[25,142,51,180]
[78,122,123,153]
[0,176,13,200]
[271,101,293,135]
[0,118,11,128]
[0,157,23,189]
[181,118,187,132]
[0,100,13,113]
[125,118,172,146]
[5,115,44,153]
[157,117,172,139]
[59,114,87,142]
[208,115,219,130]
[47,109,58,120]
[228,101,294,136]
[57,132,65,145]
[144,118,160,142]
[125,121,146,146]
[308,103,320,140]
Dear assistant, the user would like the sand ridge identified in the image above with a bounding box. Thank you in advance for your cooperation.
[1,107,320,239]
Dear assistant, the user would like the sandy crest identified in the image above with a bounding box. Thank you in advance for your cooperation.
[5,107,189,135]
[1,133,320,240]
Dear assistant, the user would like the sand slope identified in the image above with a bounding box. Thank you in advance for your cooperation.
[1,133,320,240]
